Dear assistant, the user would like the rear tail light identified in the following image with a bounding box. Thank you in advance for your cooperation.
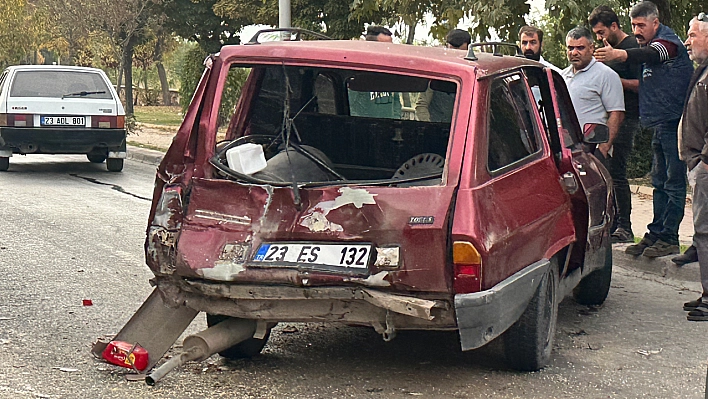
[92,115,124,129]
[0,113,33,127]
[453,241,482,294]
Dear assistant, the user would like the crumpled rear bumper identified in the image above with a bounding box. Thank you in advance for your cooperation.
[454,259,549,350]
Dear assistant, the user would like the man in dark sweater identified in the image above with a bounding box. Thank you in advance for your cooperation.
[589,6,641,244]
[595,1,694,258]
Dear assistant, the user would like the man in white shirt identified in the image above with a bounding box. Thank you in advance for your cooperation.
[519,26,563,73]
[561,26,625,159]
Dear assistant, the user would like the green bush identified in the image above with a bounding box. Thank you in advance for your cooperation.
[627,128,653,179]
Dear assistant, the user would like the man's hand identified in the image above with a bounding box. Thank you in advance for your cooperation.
[598,142,612,157]
[594,38,627,63]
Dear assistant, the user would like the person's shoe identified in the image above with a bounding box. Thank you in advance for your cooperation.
[611,227,634,243]
[687,302,708,321]
[642,240,680,258]
[625,234,656,256]
[684,297,703,311]
[672,245,698,266]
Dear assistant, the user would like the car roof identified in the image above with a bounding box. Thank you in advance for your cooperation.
[217,40,545,78]
[4,65,107,74]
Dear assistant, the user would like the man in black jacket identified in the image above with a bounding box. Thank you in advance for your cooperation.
[589,6,641,244]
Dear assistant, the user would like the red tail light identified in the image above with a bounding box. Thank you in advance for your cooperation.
[92,115,124,128]
[453,241,482,294]
[0,113,34,127]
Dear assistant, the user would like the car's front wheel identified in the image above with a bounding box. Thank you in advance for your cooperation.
[87,153,106,163]
[205,314,271,359]
[0,157,8,171]
[573,236,612,306]
[503,259,558,371]
[106,158,123,172]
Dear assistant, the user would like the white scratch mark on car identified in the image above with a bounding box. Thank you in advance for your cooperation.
[194,209,251,225]
[300,187,377,232]
[344,271,390,287]
[197,261,246,281]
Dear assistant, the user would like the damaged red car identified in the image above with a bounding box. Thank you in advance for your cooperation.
[99,31,614,378]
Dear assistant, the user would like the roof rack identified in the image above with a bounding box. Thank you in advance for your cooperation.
[247,28,333,44]
[465,42,523,61]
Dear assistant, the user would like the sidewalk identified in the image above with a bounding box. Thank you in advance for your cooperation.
[613,184,700,283]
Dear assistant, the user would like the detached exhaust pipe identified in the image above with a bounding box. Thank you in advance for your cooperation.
[145,317,256,385]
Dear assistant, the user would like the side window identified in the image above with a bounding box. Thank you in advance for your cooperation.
[314,74,336,115]
[552,73,583,149]
[487,75,541,172]
[524,67,563,158]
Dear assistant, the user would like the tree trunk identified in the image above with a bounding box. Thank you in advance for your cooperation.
[117,56,124,100]
[124,43,135,116]
[406,22,416,45]
[157,62,171,106]
[653,0,671,27]
[143,67,149,105]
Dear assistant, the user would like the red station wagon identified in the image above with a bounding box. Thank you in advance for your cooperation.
[99,31,614,376]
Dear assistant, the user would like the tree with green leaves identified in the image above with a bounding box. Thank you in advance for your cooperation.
[0,0,48,68]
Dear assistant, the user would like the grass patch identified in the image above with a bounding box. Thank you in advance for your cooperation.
[133,106,183,126]
[127,141,168,152]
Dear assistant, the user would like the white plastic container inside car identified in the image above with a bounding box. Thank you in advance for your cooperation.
[226,143,267,175]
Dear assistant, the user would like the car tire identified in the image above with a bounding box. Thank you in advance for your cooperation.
[503,259,558,371]
[205,314,271,359]
[106,158,123,172]
[0,157,8,171]
[87,154,106,163]
[573,237,612,306]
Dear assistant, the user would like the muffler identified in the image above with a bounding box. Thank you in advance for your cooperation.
[145,317,257,385]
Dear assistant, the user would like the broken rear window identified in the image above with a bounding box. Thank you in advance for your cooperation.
[211,65,458,187]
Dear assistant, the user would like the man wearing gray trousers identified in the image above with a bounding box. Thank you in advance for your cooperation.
[678,13,708,321]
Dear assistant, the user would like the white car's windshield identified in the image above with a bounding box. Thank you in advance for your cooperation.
[10,70,113,99]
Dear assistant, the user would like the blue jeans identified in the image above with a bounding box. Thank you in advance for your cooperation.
[647,120,686,245]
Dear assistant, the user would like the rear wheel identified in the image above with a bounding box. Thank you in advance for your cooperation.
[106,158,123,172]
[87,153,106,163]
[503,259,558,371]
[573,237,612,306]
[0,157,8,171]
[206,314,271,359]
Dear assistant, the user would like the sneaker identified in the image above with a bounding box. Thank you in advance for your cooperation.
[687,302,708,321]
[625,234,656,256]
[611,227,634,243]
[642,239,680,258]
[684,297,703,311]
[672,245,698,266]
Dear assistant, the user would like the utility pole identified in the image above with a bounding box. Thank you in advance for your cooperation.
[279,0,291,28]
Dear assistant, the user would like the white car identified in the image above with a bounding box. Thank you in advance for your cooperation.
[0,65,127,171]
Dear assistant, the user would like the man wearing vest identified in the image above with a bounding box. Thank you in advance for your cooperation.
[678,13,708,320]
[595,1,694,258]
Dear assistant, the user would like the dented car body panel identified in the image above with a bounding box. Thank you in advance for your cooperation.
[141,39,612,360]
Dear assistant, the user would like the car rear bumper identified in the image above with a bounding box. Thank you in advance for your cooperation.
[152,276,457,333]
[0,127,126,154]
[454,259,549,351]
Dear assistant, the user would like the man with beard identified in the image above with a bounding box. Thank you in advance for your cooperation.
[562,26,625,167]
[588,6,641,244]
[595,1,694,258]
[678,13,708,320]
[519,26,563,73]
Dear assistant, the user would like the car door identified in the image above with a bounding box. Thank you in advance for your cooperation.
[457,72,576,290]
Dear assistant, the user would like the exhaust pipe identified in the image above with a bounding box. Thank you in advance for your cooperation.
[145,317,256,385]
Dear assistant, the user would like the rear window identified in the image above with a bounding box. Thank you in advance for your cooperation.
[9,70,113,99]
[213,65,457,186]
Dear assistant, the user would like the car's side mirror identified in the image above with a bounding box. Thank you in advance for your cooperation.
[583,123,609,144]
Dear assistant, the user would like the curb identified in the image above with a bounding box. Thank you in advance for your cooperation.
[612,243,700,283]
[126,145,165,166]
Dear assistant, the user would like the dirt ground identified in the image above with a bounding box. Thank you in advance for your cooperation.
[127,123,179,152]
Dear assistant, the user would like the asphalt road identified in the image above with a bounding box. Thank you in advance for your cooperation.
[0,154,707,399]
